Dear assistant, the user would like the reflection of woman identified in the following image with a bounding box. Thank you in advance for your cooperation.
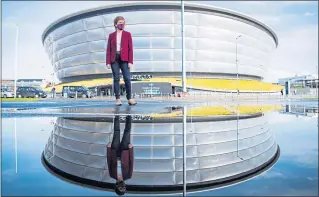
[106,16,137,106]
[107,115,134,196]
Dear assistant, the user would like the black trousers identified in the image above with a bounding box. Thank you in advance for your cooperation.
[111,53,132,100]
[111,115,132,158]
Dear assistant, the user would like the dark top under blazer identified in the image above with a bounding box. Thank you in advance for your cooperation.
[107,146,134,181]
[106,30,133,65]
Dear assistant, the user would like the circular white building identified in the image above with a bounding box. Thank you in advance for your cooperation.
[42,2,278,84]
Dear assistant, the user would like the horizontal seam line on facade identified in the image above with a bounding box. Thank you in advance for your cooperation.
[50,130,272,155]
[50,43,270,64]
[56,121,268,135]
[53,46,269,64]
[48,33,271,58]
[54,50,269,69]
[66,22,274,47]
[50,43,270,65]
[53,127,270,147]
[46,19,273,53]
[55,61,268,69]
[54,62,268,76]
[58,119,268,130]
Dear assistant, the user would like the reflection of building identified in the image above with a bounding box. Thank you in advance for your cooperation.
[42,2,277,86]
[281,105,318,117]
[43,114,279,194]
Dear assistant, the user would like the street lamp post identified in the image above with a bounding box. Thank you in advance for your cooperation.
[235,35,241,159]
[182,106,187,197]
[14,117,18,174]
[235,35,241,99]
[181,0,187,94]
[260,65,263,111]
[14,25,19,98]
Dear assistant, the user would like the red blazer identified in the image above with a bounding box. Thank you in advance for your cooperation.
[107,146,134,181]
[106,30,133,65]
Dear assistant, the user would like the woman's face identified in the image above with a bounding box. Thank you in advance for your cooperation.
[117,19,125,25]
[115,19,125,30]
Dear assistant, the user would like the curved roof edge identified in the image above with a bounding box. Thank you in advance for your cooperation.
[64,113,263,123]
[41,146,280,194]
[42,1,278,47]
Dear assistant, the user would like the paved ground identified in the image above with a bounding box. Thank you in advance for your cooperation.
[2,95,317,108]
[2,95,317,118]
[1,99,193,109]
[2,93,317,120]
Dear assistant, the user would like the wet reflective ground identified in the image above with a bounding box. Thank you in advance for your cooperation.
[2,101,318,196]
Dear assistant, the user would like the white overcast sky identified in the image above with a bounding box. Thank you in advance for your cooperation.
[2,1,318,83]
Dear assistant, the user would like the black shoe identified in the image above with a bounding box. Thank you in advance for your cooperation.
[128,102,137,106]
[116,103,122,106]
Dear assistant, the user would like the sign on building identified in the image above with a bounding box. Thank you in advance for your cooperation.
[131,82,172,95]
[130,74,153,81]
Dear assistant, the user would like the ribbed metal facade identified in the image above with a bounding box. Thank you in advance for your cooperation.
[43,114,278,190]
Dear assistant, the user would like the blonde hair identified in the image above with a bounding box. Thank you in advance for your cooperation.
[114,16,125,27]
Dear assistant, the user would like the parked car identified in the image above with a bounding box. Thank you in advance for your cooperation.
[88,87,98,97]
[16,87,47,98]
[1,88,15,98]
[62,86,92,98]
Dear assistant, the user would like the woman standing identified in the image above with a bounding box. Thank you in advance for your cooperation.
[106,16,137,106]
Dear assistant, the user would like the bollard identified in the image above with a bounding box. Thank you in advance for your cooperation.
[75,91,77,99]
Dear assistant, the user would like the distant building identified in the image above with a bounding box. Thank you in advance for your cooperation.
[1,79,46,89]
[278,74,318,88]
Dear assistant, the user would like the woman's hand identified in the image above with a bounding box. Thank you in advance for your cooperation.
[106,64,111,69]
[128,63,133,68]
